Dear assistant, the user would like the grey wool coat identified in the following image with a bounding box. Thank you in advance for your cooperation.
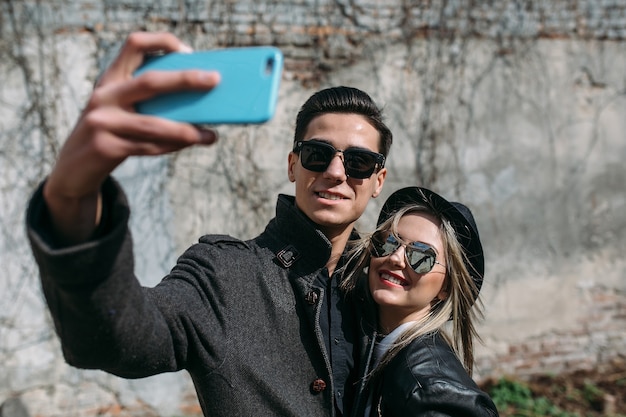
[26,177,359,417]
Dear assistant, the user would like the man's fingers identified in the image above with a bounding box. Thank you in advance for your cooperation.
[98,32,193,86]
[125,70,220,106]
[84,107,218,156]
[89,69,220,111]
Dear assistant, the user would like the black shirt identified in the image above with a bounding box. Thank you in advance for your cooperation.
[315,267,357,416]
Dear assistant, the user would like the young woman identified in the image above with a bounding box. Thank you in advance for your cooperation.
[344,186,499,417]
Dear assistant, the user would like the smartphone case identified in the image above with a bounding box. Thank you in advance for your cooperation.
[134,47,283,124]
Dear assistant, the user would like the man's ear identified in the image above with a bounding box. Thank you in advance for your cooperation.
[371,167,387,197]
[287,152,297,182]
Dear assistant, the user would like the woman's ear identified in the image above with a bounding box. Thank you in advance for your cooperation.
[436,280,450,301]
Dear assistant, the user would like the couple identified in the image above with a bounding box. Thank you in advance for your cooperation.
[26,32,498,417]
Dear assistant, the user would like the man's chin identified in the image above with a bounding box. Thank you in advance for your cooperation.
[313,214,357,233]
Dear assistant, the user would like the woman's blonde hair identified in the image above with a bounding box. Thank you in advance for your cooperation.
[342,203,484,377]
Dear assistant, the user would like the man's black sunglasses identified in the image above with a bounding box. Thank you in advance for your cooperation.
[371,232,445,274]
[293,140,385,179]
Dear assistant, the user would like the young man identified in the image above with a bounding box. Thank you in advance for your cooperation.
[26,32,392,417]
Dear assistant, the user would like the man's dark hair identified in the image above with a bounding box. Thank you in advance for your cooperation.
[293,86,393,157]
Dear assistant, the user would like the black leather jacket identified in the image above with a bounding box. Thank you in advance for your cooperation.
[354,331,499,417]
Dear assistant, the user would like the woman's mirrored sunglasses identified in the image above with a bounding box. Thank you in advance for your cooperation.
[293,140,385,179]
[371,233,445,274]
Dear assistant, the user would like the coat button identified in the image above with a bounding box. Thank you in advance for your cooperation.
[305,291,318,305]
[311,378,327,393]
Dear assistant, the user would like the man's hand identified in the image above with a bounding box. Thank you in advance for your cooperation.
[43,32,220,244]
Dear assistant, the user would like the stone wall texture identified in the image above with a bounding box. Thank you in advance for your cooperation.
[1,1,625,416]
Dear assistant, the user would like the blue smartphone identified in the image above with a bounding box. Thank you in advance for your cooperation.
[134,47,283,125]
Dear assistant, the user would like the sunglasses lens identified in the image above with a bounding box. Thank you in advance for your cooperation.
[371,234,438,274]
[296,141,382,179]
[299,142,334,172]
[371,233,400,257]
[406,242,437,274]
[344,150,379,179]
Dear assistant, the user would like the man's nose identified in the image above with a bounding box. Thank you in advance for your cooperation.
[323,152,348,180]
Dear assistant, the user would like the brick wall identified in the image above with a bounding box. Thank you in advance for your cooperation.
[478,287,626,380]
[1,1,625,415]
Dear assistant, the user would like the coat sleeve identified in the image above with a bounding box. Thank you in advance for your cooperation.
[25,177,227,378]
[376,335,499,417]
[383,379,499,417]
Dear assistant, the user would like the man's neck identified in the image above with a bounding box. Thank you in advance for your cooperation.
[322,225,354,276]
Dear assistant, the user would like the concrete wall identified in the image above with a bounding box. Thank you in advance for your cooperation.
[1,1,625,415]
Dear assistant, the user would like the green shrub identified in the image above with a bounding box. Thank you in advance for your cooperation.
[487,377,579,417]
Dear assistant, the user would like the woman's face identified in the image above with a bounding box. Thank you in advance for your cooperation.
[368,212,448,333]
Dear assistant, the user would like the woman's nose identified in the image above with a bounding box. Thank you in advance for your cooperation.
[387,245,406,269]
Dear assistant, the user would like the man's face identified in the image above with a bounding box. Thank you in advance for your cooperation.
[288,113,387,237]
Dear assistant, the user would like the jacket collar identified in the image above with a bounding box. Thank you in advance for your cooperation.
[264,194,332,271]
